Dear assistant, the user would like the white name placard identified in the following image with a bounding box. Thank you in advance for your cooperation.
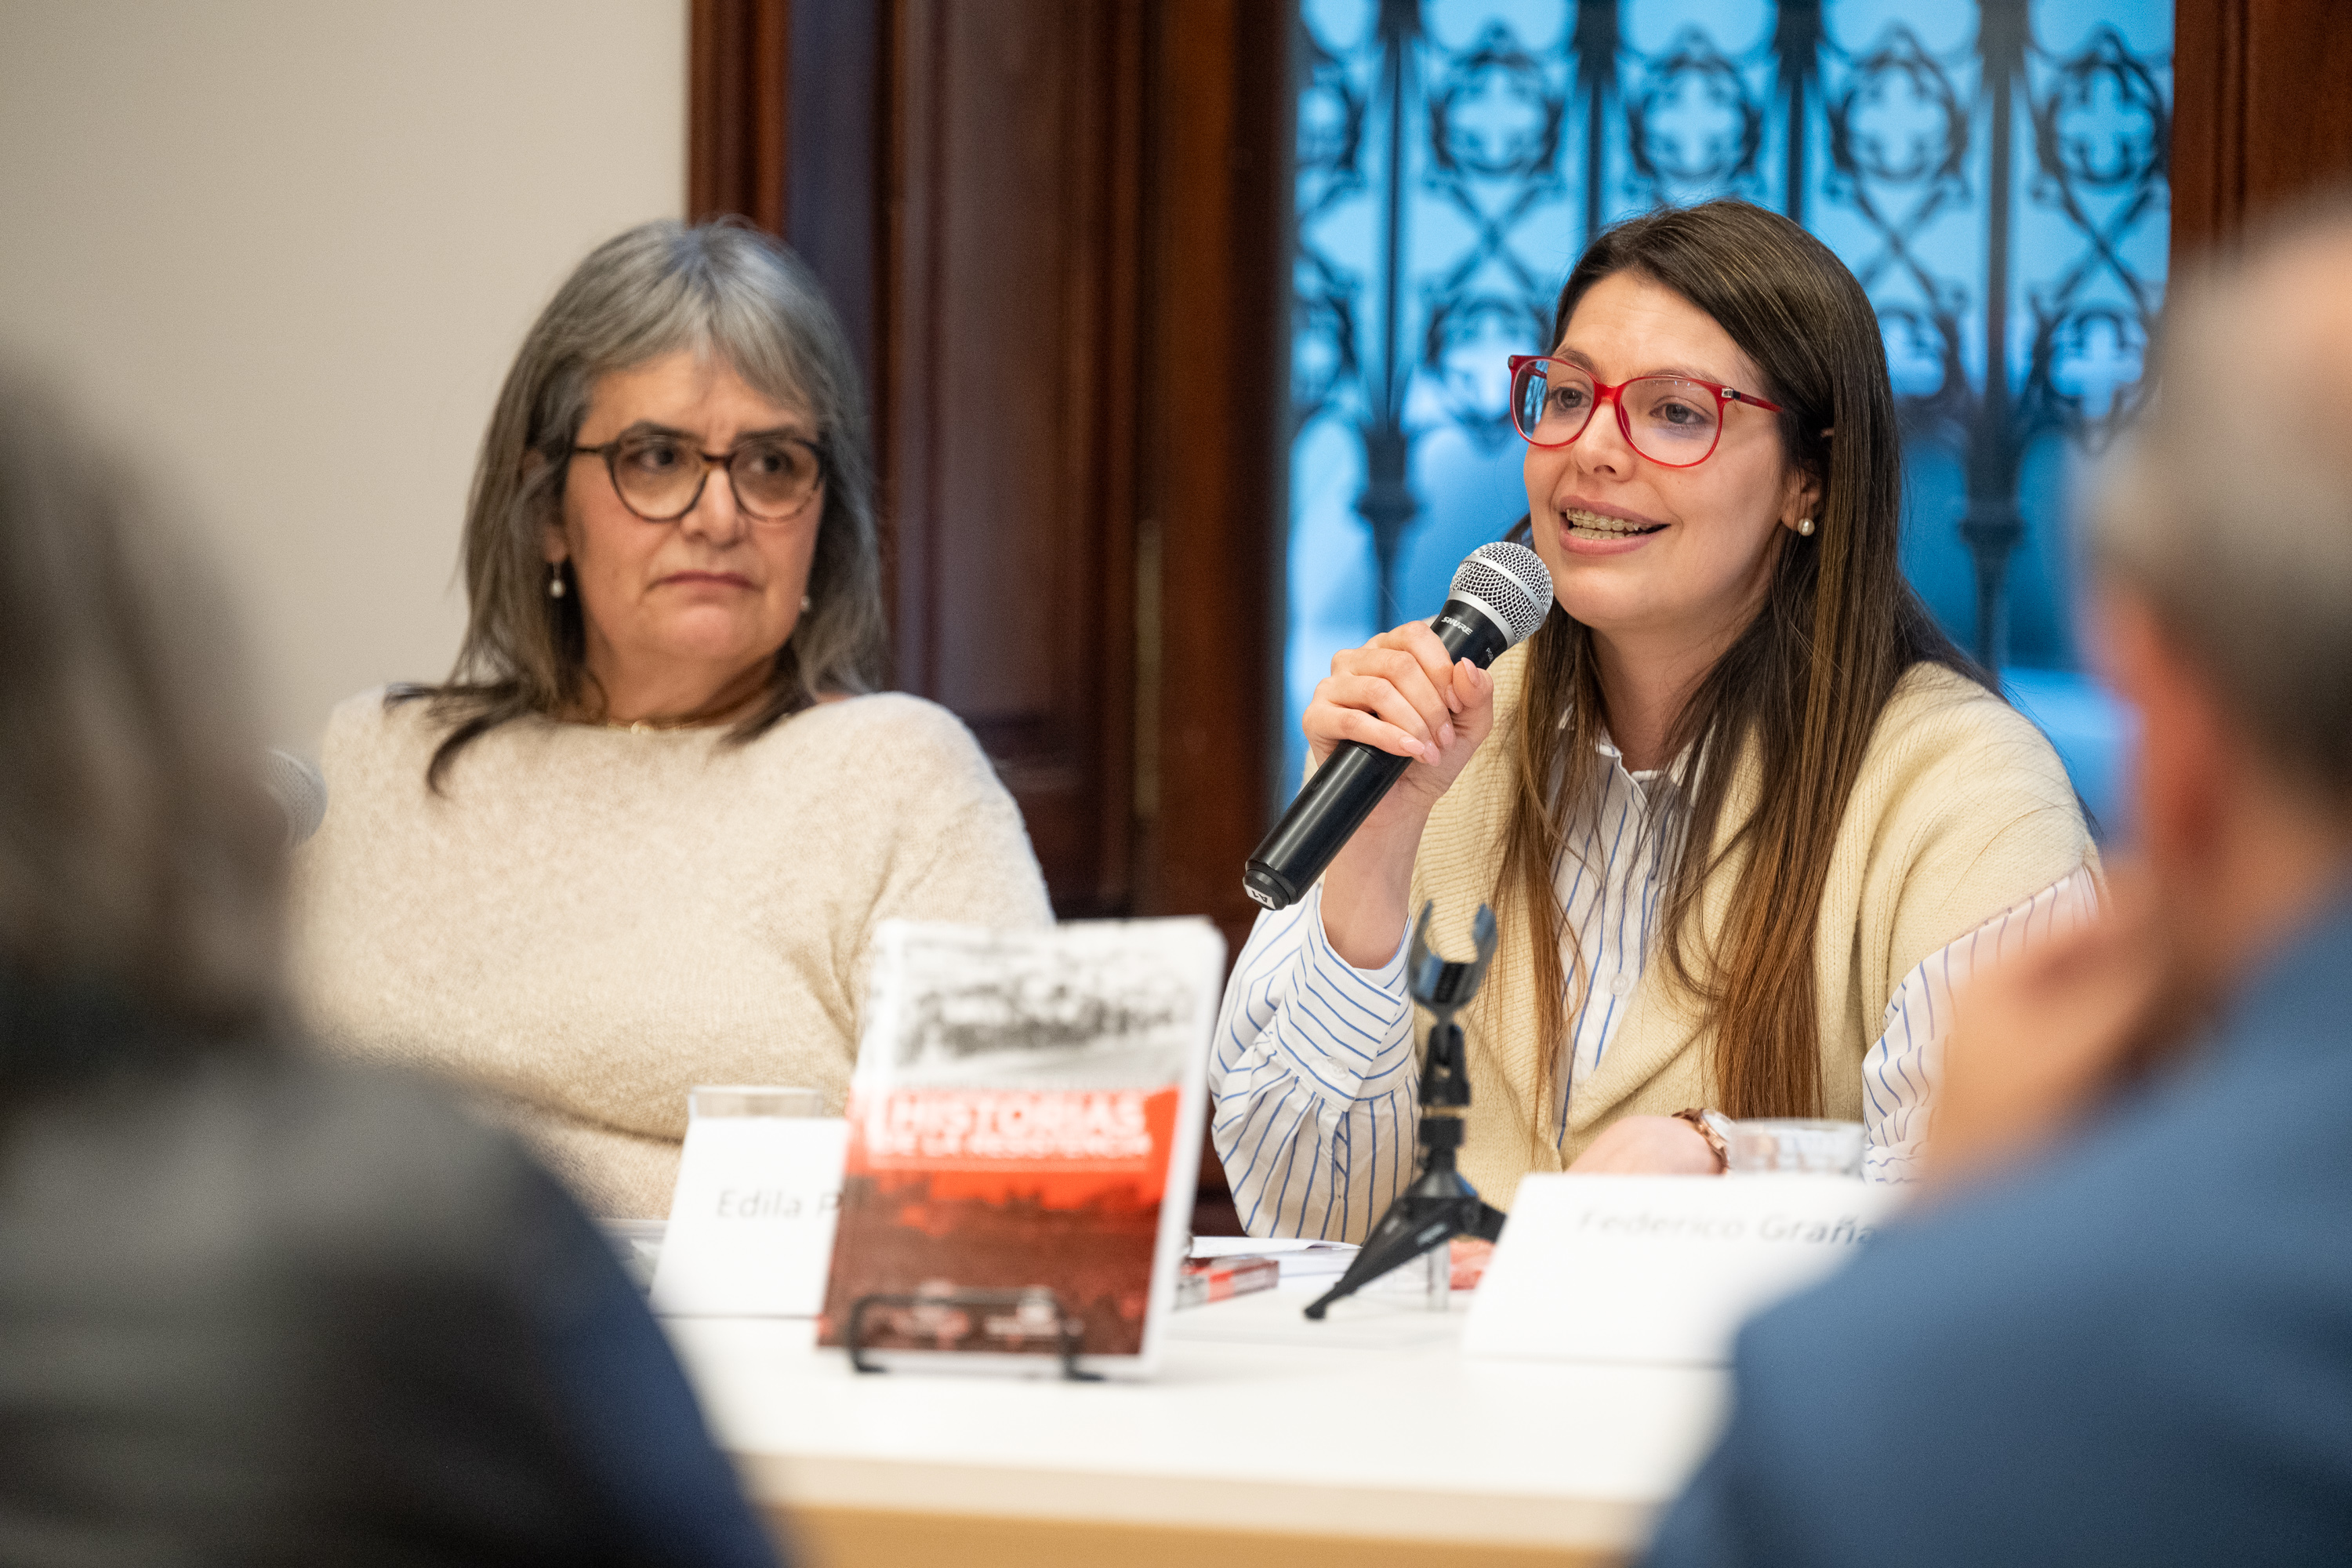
[1463,1173,1905,1367]
[652,1116,850,1319]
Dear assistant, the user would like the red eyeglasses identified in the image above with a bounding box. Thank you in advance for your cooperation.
[1507,354,1786,468]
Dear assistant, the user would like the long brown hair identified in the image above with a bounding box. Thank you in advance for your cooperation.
[418,218,887,788]
[0,372,283,1076]
[1496,200,1979,1127]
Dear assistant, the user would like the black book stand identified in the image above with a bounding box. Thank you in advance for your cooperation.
[848,1287,1102,1381]
[1305,901,1508,1320]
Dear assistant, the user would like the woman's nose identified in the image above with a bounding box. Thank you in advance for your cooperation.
[1574,399,1636,477]
[678,462,746,542]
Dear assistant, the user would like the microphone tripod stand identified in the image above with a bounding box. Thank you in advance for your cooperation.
[1305,901,1508,1320]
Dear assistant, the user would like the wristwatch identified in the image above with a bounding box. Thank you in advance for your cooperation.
[1672,1106,1736,1172]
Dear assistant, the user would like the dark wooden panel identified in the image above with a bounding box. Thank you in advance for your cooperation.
[1145,1,1290,1250]
[692,0,1287,934]
[2169,0,2239,265]
[786,0,884,390]
[2240,0,2352,215]
[927,3,1084,719]
[1135,0,1291,962]
[2172,0,2352,266]
[885,0,1145,916]
[688,0,790,230]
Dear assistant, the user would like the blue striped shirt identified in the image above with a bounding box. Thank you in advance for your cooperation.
[1209,740,2096,1239]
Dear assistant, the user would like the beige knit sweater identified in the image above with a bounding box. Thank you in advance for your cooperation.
[289,691,1052,1218]
[1413,645,2096,1212]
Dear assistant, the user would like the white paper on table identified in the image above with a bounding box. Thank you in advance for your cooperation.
[652,1116,850,1318]
[1464,1173,1905,1367]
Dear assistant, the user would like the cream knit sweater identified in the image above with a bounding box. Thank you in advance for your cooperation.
[1412,645,2096,1211]
[289,691,1052,1218]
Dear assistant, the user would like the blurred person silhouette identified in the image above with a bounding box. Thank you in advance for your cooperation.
[291,219,1049,1219]
[0,372,781,1564]
[1642,198,2352,1566]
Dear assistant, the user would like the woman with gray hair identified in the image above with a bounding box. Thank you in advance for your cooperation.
[293,220,1050,1218]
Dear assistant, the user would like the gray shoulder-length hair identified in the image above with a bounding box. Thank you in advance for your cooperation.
[419,217,887,787]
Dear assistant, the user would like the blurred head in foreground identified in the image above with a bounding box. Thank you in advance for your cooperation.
[2084,199,2352,1004]
[0,376,281,1070]
[0,372,780,1563]
[1640,197,2352,1568]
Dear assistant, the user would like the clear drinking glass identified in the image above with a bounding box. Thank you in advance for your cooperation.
[688,1085,825,1120]
[605,1087,826,1286]
[1363,1243,1452,1311]
[1726,1118,1866,1176]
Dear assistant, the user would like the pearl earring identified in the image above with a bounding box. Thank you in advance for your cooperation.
[800,593,812,612]
[548,562,566,598]
[1795,517,1815,537]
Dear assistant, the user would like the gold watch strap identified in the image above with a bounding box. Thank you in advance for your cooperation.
[1672,1106,1731,1172]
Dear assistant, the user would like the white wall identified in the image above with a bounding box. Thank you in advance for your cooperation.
[0,2,686,750]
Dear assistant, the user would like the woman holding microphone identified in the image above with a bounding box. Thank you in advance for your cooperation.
[1214,201,2096,1240]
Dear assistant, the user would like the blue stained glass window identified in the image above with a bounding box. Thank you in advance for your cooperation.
[1284,0,2171,828]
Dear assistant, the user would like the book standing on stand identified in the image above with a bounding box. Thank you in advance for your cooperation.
[818,919,1222,1378]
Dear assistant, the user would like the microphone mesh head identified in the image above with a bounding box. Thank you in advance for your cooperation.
[263,748,328,846]
[1450,542,1553,647]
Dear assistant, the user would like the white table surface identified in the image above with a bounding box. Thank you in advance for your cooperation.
[663,1280,1730,1554]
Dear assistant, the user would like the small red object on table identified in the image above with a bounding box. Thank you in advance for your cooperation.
[1176,1253,1281,1308]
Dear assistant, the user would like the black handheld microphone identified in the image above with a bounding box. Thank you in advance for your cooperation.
[1244,542,1552,911]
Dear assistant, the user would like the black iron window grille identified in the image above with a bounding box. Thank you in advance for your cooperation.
[1285,0,2170,821]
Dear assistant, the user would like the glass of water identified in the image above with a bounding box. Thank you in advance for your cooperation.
[689,1085,824,1120]
[1726,1118,1865,1176]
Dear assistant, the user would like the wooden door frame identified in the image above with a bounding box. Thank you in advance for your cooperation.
[686,0,1288,958]
[2171,0,2352,264]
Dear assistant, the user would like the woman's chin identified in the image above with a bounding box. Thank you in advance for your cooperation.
[1548,567,1662,635]
[641,611,788,665]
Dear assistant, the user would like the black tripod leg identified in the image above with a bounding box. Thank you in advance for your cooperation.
[1303,1202,1457,1319]
[1469,1202,1508,1243]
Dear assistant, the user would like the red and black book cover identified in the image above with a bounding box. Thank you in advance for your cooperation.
[817,919,1219,1374]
